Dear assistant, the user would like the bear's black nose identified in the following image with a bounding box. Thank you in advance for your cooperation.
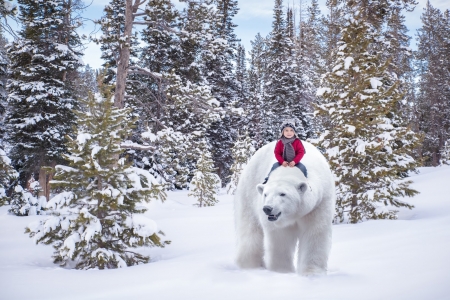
[263,206,273,215]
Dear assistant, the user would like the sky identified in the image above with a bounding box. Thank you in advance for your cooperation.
[6,0,450,69]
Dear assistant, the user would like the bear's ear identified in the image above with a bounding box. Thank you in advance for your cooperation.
[256,184,265,195]
[298,183,307,193]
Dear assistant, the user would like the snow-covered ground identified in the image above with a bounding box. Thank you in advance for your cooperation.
[1,166,449,300]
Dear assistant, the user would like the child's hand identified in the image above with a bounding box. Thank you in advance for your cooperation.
[282,161,288,167]
[289,161,295,167]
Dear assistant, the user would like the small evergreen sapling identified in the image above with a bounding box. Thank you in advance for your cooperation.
[8,180,44,216]
[189,140,220,207]
[227,132,255,195]
[26,93,168,269]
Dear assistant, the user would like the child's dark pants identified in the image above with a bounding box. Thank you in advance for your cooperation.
[263,162,307,183]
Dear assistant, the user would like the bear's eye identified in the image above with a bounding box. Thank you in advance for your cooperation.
[264,194,267,197]
[280,193,286,196]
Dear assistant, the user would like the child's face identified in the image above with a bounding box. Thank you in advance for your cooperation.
[283,127,295,138]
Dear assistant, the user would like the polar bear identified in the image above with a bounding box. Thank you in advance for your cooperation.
[234,140,336,275]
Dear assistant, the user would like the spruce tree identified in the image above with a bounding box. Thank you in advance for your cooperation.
[203,0,241,185]
[247,33,267,148]
[9,179,43,215]
[26,93,168,269]
[139,126,191,190]
[315,6,420,223]
[137,0,179,132]
[0,26,7,126]
[6,0,82,197]
[415,2,450,166]
[227,131,255,195]
[0,148,17,205]
[264,0,309,141]
[189,139,220,207]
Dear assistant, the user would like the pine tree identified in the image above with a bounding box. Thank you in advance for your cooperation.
[415,2,450,166]
[203,0,241,185]
[235,44,248,113]
[26,93,168,269]
[6,0,83,198]
[264,0,309,141]
[189,139,220,207]
[0,26,7,126]
[247,33,267,148]
[298,0,325,90]
[0,148,17,205]
[141,127,191,190]
[322,0,346,72]
[137,0,179,132]
[9,179,43,215]
[315,6,420,223]
[227,131,255,195]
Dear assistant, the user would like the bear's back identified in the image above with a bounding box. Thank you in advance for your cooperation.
[236,140,334,204]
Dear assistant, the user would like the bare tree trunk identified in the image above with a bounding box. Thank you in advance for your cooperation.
[38,168,47,199]
[38,162,56,201]
[114,0,133,108]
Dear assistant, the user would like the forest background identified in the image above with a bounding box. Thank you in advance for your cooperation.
[0,0,449,269]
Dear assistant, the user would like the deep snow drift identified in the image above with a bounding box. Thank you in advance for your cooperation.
[0,166,449,300]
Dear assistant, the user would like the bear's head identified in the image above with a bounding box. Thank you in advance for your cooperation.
[256,169,314,227]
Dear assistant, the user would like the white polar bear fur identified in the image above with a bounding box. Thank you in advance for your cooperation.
[234,140,336,275]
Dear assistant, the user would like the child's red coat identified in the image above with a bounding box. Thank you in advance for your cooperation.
[274,139,306,164]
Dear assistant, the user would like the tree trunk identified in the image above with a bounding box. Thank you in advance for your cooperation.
[114,0,134,109]
[38,162,56,201]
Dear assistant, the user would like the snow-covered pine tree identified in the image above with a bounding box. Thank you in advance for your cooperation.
[9,179,44,216]
[137,0,179,132]
[162,71,222,160]
[0,25,8,152]
[314,6,421,223]
[0,148,17,205]
[415,2,450,166]
[6,0,83,199]
[25,93,168,269]
[0,25,7,127]
[94,0,141,108]
[247,33,267,148]
[144,128,191,190]
[235,44,248,114]
[202,0,241,185]
[73,64,99,102]
[298,0,325,91]
[131,0,181,178]
[189,139,220,207]
[321,0,346,72]
[264,0,310,141]
[205,0,239,104]
[177,0,211,84]
[227,131,255,195]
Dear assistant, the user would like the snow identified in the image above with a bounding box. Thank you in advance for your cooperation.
[370,77,383,89]
[316,87,331,96]
[1,166,450,299]
[0,149,11,164]
[77,133,92,144]
[344,57,354,69]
